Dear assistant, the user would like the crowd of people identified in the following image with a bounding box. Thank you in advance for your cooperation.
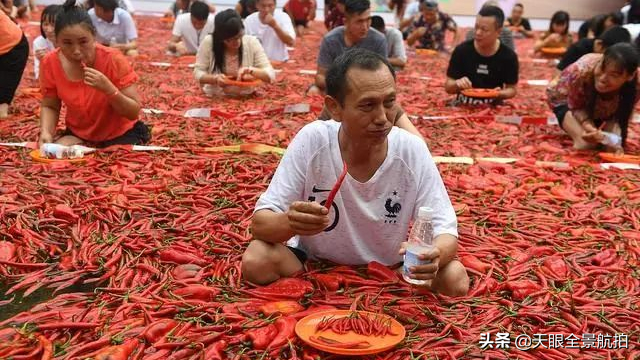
[1,0,639,294]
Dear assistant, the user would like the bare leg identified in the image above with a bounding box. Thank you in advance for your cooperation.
[431,260,469,297]
[0,103,8,118]
[561,110,598,150]
[241,240,304,285]
[55,135,84,146]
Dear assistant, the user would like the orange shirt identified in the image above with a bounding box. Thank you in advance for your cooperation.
[40,44,138,143]
[0,11,23,55]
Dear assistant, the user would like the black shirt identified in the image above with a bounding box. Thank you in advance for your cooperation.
[447,40,519,105]
[506,17,531,31]
[557,38,595,71]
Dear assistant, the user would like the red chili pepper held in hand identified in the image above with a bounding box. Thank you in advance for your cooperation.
[325,161,348,209]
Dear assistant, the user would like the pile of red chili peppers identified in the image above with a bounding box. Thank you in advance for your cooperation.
[0,15,639,360]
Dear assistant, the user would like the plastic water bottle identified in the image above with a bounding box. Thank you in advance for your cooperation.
[600,131,622,148]
[403,206,434,285]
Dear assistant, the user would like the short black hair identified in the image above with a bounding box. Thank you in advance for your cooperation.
[40,4,61,39]
[370,15,384,32]
[190,1,209,20]
[598,26,632,48]
[344,0,370,16]
[94,0,118,11]
[56,0,96,36]
[593,12,623,38]
[326,48,395,105]
[478,5,504,29]
[513,2,523,8]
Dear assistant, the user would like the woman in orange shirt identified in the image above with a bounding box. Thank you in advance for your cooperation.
[0,9,29,118]
[38,0,150,148]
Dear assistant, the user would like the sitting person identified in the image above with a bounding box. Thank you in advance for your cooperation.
[464,0,514,50]
[166,0,215,17]
[242,48,469,297]
[88,0,139,56]
[33,5,61,80]
[534,11,573,52]
[167,1,214,56]
[284,0,316,37]
[0,8,29,118]
[38,0,150,148]
[311,0,387,95]
[546,43,639,153]
[578,12,623,40]
[505,3,532,38]
[445,5,518,105]
[236,0,257,19]
[244,0,296,62]
[193,9,274,96]
[371,15,406,69]
[557,26,631,72]
[324,0,345,31]
[406,0,459,52]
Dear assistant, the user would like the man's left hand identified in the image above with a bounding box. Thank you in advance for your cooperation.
[83,67,116,94]
[399,242,440,281]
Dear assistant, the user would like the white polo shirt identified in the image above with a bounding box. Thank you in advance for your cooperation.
[244,10,296,62]
[172,13,215,54]
[88,7,138,45]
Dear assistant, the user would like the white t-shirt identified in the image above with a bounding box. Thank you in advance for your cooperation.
[33,36,55,79]
[88,7,138,45]
[624,23,640,42]
[403,1,420,21]
[173,13,215,54]
[244,10,296,62]
[255,120,458,266]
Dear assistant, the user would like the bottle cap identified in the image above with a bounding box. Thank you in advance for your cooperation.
[418,206,433,218]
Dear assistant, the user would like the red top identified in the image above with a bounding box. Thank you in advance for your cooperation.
[285,0,314,21]
[40,44,138,143]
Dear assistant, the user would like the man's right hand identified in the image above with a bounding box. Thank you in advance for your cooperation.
[38,131,54,148]
[287,201,330,236]
[455,77,472,91]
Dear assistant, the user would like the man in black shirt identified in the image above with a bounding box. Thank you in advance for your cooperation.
[557,26,631,72]
[506,3,532,38]
[445,5,518,105]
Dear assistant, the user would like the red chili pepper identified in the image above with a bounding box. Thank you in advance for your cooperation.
[247,324,278,350]
[52,204,79,221]
[141,319,179,343]
[267,316,297,350]
[259,301,305,316]
[309,335,372,349]
[246,278,314,301]
[366,261,398,283]
[310,273,343,291]
[292,305,337,320]
[158,249,207,266]
[203,340,227,360]
[0,241,16,261]
[93,339,138,360]
[325,161,348,209]
[172,285,219,301]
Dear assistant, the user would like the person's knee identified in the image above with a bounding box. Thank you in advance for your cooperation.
[241,240,279,284]
[437,260,469,297]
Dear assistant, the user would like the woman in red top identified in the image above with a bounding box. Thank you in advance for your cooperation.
[0,9,29,118]
[284,0,316,36]
[38,0,150,148]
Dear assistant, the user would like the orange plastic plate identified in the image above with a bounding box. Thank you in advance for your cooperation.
[30,149,90,164]
[295,310,406,356]
[541,47,567,55]
[599,152,640,164]
[416,48,438,56]
[461,88,500,99]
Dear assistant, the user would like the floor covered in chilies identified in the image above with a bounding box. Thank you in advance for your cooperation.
[1,14,640,360]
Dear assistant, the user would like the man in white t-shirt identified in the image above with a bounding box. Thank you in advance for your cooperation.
[89,0,138,56]
[242,49,469,297]
[244,0,296,62]
[168,1,214,56]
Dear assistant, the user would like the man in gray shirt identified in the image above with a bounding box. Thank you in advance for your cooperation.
[371,15,407,69]
[309,0,387,95]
